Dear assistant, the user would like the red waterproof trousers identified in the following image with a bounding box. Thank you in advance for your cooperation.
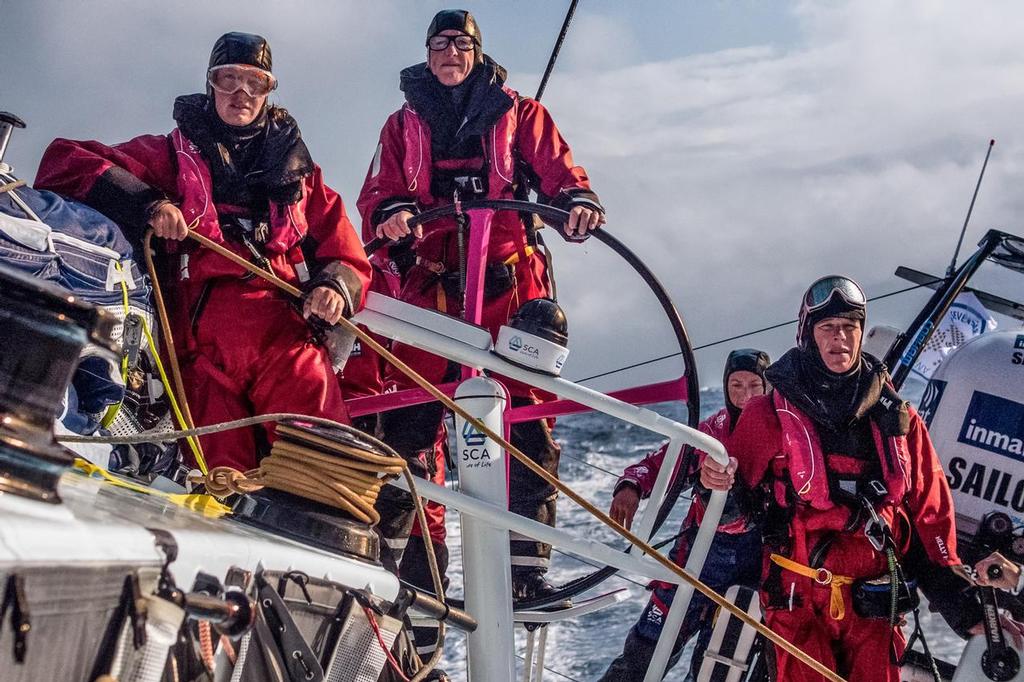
[180,280,350,471]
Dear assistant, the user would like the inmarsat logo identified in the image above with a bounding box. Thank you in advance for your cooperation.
[958,391,1024,460]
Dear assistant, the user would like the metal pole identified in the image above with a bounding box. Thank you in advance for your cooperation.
[0,112,26,170]
[946,139,995,277]
[455,377,516,682]
[886,230,1003,388]
[644,490,727,681]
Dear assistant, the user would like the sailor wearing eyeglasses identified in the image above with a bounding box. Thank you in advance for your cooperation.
[36,32,371,472]
[357,8,605,635]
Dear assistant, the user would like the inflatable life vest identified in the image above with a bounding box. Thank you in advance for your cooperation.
[771,391,911,515]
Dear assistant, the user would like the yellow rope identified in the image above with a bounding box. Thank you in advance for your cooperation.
[73,458,230,517]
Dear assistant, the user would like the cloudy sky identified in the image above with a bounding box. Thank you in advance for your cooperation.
[3,0,1023,392]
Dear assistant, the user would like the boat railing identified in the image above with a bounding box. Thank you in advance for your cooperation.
[353,291,727,681]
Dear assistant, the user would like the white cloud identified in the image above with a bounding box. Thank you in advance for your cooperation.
[541,1,1024,385]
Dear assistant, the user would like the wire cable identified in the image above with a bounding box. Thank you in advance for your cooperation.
[572,282,932,385]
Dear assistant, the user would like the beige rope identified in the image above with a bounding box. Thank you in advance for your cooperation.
[183,229,845,682]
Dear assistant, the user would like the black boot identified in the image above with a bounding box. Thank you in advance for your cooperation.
[512,569,570,607]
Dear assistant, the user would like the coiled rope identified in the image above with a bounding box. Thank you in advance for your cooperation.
[174,228,847,682]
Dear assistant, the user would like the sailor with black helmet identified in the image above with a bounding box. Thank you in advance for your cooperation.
[701,276,985,681]
[600,348,770,681]
[357,8,604,609]
[36,32,371,471]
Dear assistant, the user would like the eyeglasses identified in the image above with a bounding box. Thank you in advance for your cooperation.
[207,64,277,98]
[426,34,477,52]
[802,276,866,313]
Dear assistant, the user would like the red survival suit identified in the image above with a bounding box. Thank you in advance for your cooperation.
[356,57,602,586]
[729,350,978,682]
[37,101,370,471]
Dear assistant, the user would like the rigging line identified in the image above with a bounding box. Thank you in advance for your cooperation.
[514,653,582,682]
[552,547,651,590]
[535,0,581,102]
[572,282,932,385]
[559,451,620,479]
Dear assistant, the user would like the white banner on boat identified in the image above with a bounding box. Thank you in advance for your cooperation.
[912,292,997,380]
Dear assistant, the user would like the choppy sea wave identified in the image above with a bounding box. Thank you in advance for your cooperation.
[439,385,965,681]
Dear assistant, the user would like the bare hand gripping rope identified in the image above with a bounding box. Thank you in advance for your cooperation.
[176,228,847,682]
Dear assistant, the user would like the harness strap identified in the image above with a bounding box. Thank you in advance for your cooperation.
[770,553,855,621]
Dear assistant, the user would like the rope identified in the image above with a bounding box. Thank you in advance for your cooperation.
[175,228,847,681]
[0,178,26,194]
[142,229,209,473]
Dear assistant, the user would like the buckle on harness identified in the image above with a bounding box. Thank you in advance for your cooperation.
[453,174,485,196]
[815,567,834,585]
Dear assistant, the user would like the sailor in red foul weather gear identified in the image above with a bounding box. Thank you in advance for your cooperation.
[36,32,370,472]
[600,349,770,681]
[357,8,604,604]
[701,276,984,682]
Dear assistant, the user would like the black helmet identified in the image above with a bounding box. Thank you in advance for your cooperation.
[796,275,866,351]
[209,32,273,72]
[508,298,568,347]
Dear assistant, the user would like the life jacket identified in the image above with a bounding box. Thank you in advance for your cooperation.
[169,128,310,282]
[396,96,518,206]
[770,391,911,519]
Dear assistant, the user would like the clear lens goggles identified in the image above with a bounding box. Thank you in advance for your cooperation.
[802,276,866,313]
[207,64,277,98]
[426,34,477,52]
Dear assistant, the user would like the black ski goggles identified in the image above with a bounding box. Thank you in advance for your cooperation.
[802,276,866,314]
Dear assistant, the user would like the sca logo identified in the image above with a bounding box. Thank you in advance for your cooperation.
[508,335,540,358]
[958,391,1024,460]
[461,420,486,447]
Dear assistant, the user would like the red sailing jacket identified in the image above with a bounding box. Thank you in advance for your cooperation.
[36,132,371,313]
[356,91,595,267]
[731,393,960,570]
[617,408,755,535]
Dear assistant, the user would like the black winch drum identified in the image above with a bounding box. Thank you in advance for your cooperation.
[0,262,118,502]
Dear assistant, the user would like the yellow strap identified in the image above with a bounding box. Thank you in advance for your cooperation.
[502,245,535,266]
[770,553,855,621]
[73,458,230,517]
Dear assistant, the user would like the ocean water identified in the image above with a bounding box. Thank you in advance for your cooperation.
[436,386,968,681]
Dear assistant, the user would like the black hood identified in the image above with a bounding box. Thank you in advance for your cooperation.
[765,347,909,436]
[173,93,313,208]
[723,348,771,427]
[400,55,513,159]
